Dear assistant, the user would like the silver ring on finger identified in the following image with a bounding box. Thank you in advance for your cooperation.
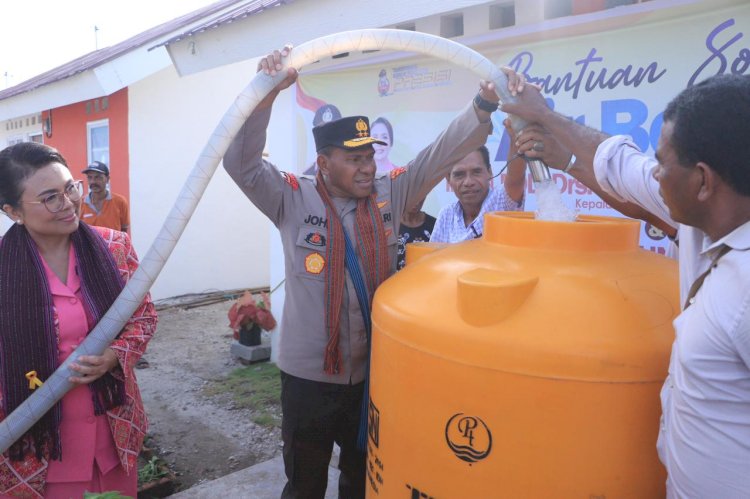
[532,141,544,152]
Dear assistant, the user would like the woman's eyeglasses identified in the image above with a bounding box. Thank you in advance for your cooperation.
[23,180,84,213]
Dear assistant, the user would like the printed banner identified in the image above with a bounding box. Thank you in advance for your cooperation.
[291,2,750,255]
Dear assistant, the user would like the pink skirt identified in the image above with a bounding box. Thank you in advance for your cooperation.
[44,460,136,498]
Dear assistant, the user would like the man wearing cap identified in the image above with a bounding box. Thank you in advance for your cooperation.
[80,161,130,233]
[224,46,521,498]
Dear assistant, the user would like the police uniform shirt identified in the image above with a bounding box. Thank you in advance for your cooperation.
[225,103,492,385]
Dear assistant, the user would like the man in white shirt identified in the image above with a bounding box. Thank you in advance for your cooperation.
[430,144,526,242]
[502,73,750,498]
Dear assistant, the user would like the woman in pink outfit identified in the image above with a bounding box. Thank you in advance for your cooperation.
[0,142,157,498]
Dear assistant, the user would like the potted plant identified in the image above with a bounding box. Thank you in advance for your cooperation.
[228,291,277,346]
[137,444,178,497]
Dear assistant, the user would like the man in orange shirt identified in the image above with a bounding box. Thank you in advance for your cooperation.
[80,161,130,233]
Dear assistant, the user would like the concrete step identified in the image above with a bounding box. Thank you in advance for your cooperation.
[169,450,339,498]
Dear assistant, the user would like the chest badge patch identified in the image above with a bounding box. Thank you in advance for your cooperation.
[305,232,326,247]
[305,252,326,274]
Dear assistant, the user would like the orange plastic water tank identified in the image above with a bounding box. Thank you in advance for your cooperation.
[366,212,678,498]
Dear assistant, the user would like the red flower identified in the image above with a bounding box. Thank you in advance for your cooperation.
[228,291,277,336]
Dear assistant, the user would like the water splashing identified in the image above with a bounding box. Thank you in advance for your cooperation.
[534,179,577,222]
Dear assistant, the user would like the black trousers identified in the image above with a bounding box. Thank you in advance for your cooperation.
[280,371,366,499]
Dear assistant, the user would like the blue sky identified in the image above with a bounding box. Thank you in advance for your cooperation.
[1,0,216,88]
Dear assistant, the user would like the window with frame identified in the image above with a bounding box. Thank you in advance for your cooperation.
[87,119,110,166]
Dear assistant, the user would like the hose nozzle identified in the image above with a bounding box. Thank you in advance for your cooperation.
[489,69,552,184]
[526,158,551,183]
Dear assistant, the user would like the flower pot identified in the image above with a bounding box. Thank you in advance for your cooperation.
[239,324,262,346]
[138,446,177,497]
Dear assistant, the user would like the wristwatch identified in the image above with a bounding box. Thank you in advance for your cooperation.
[473,93,499,113]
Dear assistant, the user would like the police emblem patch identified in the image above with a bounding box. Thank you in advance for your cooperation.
[390,167,406,179]
[305,232,326,247]
[305,252,326,274]
[282,171,299,190]
[355,118,369,138]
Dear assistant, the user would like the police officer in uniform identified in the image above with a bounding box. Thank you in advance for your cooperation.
[224,46,522,498]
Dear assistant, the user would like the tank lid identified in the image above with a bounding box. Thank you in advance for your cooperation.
[484,212,640,252]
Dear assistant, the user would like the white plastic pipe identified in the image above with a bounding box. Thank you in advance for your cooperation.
[0,28,523,453]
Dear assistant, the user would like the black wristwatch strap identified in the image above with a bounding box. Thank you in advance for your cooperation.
[473,93,499,113]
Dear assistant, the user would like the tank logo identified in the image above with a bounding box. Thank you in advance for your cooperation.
[368,398,380,448]
[445,413,492,463]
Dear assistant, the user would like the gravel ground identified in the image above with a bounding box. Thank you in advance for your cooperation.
[137,299,282,492]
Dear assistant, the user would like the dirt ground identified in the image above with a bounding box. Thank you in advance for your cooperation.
[136,299,282,492]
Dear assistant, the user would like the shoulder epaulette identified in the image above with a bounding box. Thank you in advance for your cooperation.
[281,172,299,190]
[390,167,407,179]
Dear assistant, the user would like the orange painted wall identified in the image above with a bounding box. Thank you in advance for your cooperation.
[42,88,130,203]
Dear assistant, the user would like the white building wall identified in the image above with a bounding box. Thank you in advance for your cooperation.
[167,0,499,77]
[1,114,44,148]
[515,0,545,25]
[1,114,44,237]
[127,59,292,300]
[464,5,491,36]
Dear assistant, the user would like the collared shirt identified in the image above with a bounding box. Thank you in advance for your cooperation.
[429,186,523,243]
[594,135,750,498]
[41,245,121,483]
[80,189,130,232]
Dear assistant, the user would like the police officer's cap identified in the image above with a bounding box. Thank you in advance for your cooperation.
[312,116,386,152]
